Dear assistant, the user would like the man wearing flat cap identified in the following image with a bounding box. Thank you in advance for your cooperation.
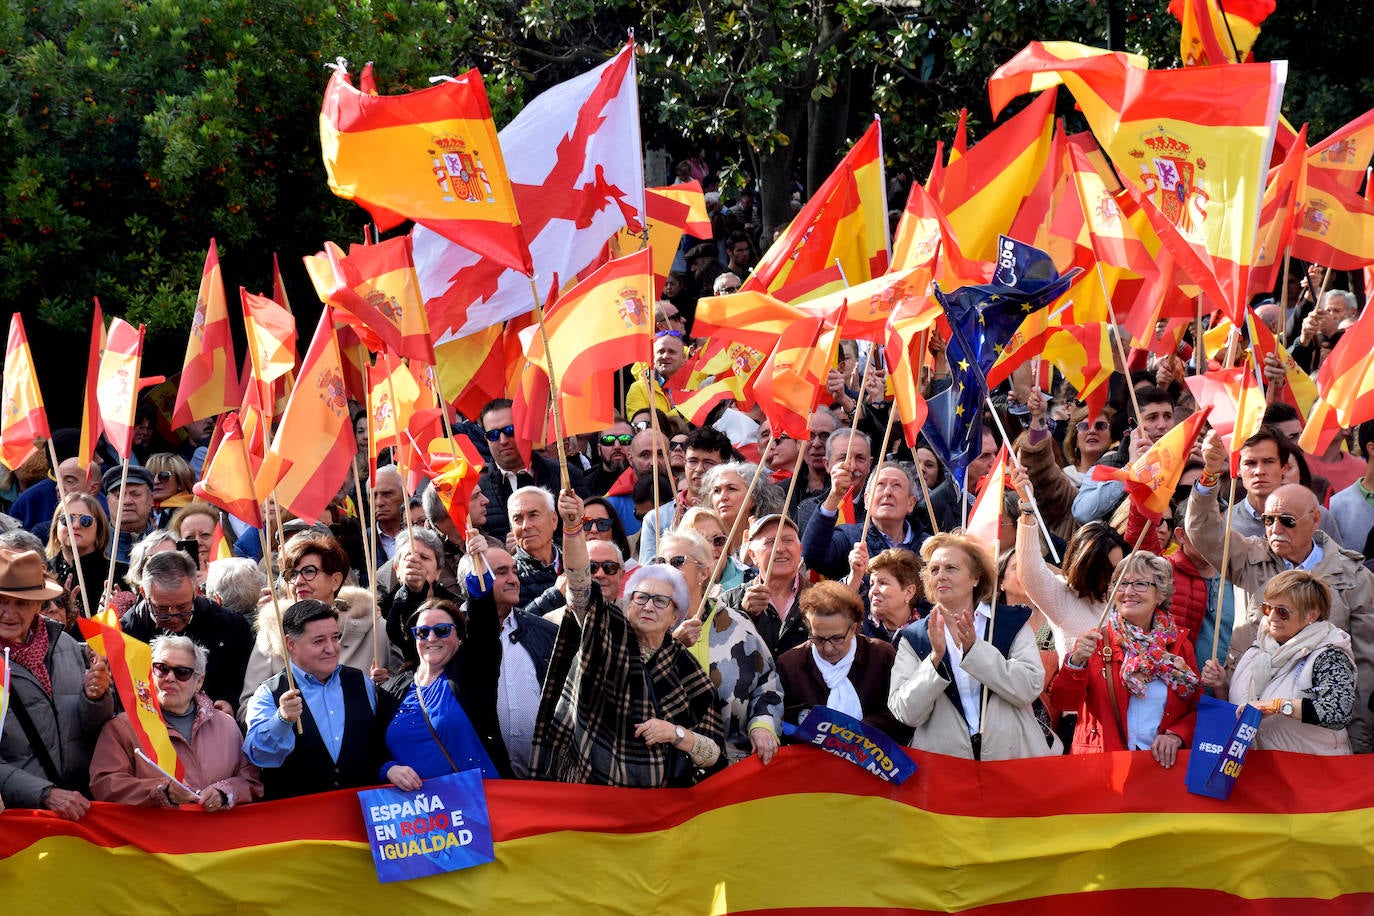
[104,465,156,565]
[0,548,113,818]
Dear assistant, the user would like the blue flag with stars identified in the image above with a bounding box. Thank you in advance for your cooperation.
[923,236,1080,487]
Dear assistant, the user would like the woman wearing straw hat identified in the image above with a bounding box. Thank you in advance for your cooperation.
[0,547,114,818]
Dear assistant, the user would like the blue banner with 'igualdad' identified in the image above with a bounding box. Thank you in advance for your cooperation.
[357,769,494,883]
[785,706,918,785]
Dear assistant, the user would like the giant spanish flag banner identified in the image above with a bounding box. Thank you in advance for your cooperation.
[320,62,530,274]
[5,750,1374,911]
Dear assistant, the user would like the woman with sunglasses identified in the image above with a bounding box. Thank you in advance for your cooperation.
[381,549,511,787]
[1062,404,1115,486]
[662,529,782,765]
[1201,570,1354,755]
[46,493,123,619]
[581,496,638,575]
[1050,552,1200,767]
[778,581,910,743]
[91,634,262,808]
[532,490,724,787]
[145,453,196,528]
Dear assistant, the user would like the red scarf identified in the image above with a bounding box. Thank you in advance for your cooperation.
[4,618,53,697]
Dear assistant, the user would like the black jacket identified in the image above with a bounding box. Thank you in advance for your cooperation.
[120,595,254,713]
[476,453,590,540]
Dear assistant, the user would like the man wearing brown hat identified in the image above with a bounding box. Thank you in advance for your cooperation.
[0,548,113,818]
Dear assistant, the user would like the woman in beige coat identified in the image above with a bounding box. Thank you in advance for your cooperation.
[888,533,1060,760]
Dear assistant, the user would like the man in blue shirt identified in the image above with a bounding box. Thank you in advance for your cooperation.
[243,599,389,799]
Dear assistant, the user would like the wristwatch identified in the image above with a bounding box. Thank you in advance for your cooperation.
[674,725,686,744]
[1280,700,1295,717]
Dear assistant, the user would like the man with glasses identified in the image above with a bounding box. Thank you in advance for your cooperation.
[1188,432,1374,753]
[474,398,589,541]
[639,426,734,564]
[120,549,253,715]
[590,419,635,495]
[712,271,742,296]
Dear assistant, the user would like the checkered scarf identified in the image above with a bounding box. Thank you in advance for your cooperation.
[532,589,723,788]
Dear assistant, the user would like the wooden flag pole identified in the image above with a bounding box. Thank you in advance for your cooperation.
[761,416,813,585]
[1103,292,1145,427]
[1209,352,1254,664]
[843,350,876,466]
[349,460,381,672]
[984,404,1061,565]
[530,280,570,492]
[1094,522,1153,629]
[858,399,900,547]
[380,353,417,551]
[46,437,92,617]
[1279,248,1293,346]
[690,439,775,623]
[102,461,132,611]
[1195,295,1206,374]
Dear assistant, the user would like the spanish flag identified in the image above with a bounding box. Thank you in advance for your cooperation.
[1185,363,1265,464]
[885,300,938,449]
[693,291,811,361]
[78,300,105,472]
[241,289,297,388]
[0,314,49,472]
[304,238,435,365]
[1307,107,1374,195]
[208,521,232,563]
[1041,323,1115,418]
[1169,0,1274,66]
[433,325,505,423]
[1248,124,1309,298]
[77,608,182,781]
[744,120,888,303]
[755,314,842,441]
[193,412,265,529]
[1290,168,1374,271]
[173,240,238,427]
[1093,407,1212,521]
[96,318,144,460]
[797,264,937,345]
[256,309,357,525]
[320,63,530,275]
[613,182,710,295]
[965,445,1007,558]
[425,436,485,533]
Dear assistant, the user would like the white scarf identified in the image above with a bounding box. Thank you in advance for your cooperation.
[1244,620,1350,702]
[812,638,863,720]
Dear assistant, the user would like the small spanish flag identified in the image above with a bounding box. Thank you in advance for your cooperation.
[208,521,233,564]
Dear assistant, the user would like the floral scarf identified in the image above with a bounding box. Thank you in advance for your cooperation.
[3,617,53,697]
[1112,609,1199,699]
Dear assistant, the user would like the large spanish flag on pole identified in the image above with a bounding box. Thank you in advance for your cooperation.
[0,313,49,471]
[7,750,1374,912]
[77,608,182,781]
[173,239,238,427]
[96,318,144,460]
[320,63,531,275]
[256,309,357,525]
[743,119,888,303]
[304,238,435,364]
[77,300,106,472]
[193,412,266,529]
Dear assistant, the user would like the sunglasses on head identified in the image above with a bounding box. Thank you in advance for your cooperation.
[581,517,615,533]
[1261,512,1303,529]
[599,433,634,446]
[59,514,95,529]
[484,424,517,442]
[588,560,622,575]
[411,623,457,641]
[151,662,196,682]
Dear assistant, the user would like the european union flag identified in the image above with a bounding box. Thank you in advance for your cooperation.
[923,237,1080,485]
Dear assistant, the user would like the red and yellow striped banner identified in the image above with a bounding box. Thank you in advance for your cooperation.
[4,749,1372,912]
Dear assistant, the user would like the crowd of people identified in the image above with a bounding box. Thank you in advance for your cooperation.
[0,202,1367,822]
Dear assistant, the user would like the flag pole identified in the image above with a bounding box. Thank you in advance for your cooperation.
[380,353,417,551]
[357,343,384,672]
[45,437,92,617]
[1096,267,1144,425]
[842,348,876,466]
[1209,352,1254,664]
[350,458,380,672]
[237,427,302,733]
[984,405,1061,565]
[102,461,132,611]
[1279,247,1292,347]
[1195,295,1206,373]
[425,365,488,580]
[762,412,813,584]
[1094,522,1152,629]
[858,399,900,546]
[530,280,570,492]
[690,438,775,623]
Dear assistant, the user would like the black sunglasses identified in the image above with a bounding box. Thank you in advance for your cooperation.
[650,555,693,570]
[151,662,196,682]
[484,425,517,442]
[154,470,175,482]
[1261,513,1302,529]
[599,433,634,446]
[412,623,457,641]
[582,517,615,533]
[588,560,622,575]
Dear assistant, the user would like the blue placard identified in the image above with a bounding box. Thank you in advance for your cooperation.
[784,706,918,785]
[357,769,495,883]
[1185,695,1263,800]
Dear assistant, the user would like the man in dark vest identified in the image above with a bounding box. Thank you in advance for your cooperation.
[241,599,389,800]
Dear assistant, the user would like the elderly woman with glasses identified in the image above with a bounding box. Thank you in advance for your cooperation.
[168,502,221,589]
[240,530,400,715]
[532,491,724,787]
[778,581,911,743]
[661,529,783,765]
[382,532,513,785]
[91,634,262,808]
[1050,552,1201,768]
[888,533,1060,760]
[382,526,462,665]
[1201,570,1355,755]
[46,492,123,618]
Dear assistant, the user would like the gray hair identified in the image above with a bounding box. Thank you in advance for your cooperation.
[865,460,921,504]
[395,526,444,564]
[127,529,179,590]
[141,548,197,594]
[712,271,742,295]
[150,634,209,676]
[659,529,712,571]
[1322,289,1359,314]
[206,558,268,615]
[421,481,446,523]
[623,564,691,624]
[1110,551,1176,611]
[374,464,403,488]
[587,538,624,564]
[0,529,45,554]
[507,485,554,518]
[699,461,783,519]
[826,427,872,463]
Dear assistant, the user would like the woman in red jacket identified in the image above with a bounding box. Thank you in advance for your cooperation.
[1049,551,1201,769]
